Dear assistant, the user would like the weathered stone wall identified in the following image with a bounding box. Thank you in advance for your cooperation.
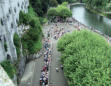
[0,65,15,86]
[0,0,29,62]
[0,0,29,85]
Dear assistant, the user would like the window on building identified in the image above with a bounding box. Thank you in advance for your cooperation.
[1,19,4,26]
[0,35,2,41]
[16,19,19,24]
[4,36,6,41]
[7,14,9,19]
[18,3,20,7]
[21,5,23,9]
[11,23,13,28]
[9,8,11,14]
[14,7,16,13]
[22,2,24,5]
[7,54,11,60]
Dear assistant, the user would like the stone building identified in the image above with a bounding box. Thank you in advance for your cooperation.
[0,0,29,62]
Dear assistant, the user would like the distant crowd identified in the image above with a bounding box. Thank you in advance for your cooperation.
[40,23,67,86]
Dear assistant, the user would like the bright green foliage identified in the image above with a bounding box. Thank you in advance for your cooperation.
[86,0,111,12]
[47,2,72,19]
[20,6,42,54]
[39,17,48,25]
[105,3,111,11]
[19,11,30,25]
[13,33,21,58]
[61,2,68,6]
[56,5,72,18]
[47,8,58,17]
[1,60,16,79]
[57,30,111,86]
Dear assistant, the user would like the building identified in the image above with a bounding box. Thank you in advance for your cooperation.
[0,0,29,62]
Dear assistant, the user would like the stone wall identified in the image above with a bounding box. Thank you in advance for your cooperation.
[0,0,29,85]
[0,65,15,86]
[0,0,29,62]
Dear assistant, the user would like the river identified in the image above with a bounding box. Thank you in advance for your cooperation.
[71,5,111,37]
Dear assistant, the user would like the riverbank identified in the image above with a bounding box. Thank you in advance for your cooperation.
[68,3,85,9]
[69,3,111,18]
[71,17,111,45]
[85,5,111,18]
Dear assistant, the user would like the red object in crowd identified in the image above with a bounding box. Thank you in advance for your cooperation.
[43,66,46,71]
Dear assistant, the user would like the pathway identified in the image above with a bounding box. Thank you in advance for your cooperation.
[20,22,75,86]
[43,23,75,86]
[49,39,68,86]
[19,57,44,86]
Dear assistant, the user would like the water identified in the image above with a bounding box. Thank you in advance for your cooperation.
[71,5,111,37]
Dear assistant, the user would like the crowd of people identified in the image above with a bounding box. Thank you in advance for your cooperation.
[53,24,66,40]
[39,23,66,86]
[40,32,52,86]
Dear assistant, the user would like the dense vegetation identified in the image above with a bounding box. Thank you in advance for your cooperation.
[1,60,16,79]
[13,33,21,58]
[29,0,76,16]
[19,6,42,54]
[85,0,111,11]
[29,0,50,16]
[47,2,72,20]
[57,30,111,86]
[79,0,111,17]
[4,42,7,52]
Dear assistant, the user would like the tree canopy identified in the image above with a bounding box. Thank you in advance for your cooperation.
[19,6,42,54]
[49,0,58,7]
[57,30,111,86]
[47,2,72,19]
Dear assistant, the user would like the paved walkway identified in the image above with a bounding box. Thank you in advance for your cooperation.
[49,39,68,86]
[20,22,75,86]
[19,57,44,86]
[31,57,44,86]
[43,23,75,86]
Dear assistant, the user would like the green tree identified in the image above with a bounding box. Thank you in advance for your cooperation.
[49,0,58,7]
[19,11,30,25]
[56,5,72,19]
[13,33,21,57]
[47,2,72,19]
[58,30,111,86]
[47,8,58,17]
[20,6,42,54]
[30,0,49,16]
[30,0,43,16]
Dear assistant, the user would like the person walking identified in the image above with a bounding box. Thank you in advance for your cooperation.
[60,65,63,70]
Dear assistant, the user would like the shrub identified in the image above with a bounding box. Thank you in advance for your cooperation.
[4,42,7,52]
[56,5,72,18]
[47,2,72,19]
[20,6,42,54]
[57,30,111,86]
[13,33,21,58]
[47,8,58,17]
[61,2,68,6]
[39,17,48,25]
[1,60,16,79]
[19,11,30,25]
